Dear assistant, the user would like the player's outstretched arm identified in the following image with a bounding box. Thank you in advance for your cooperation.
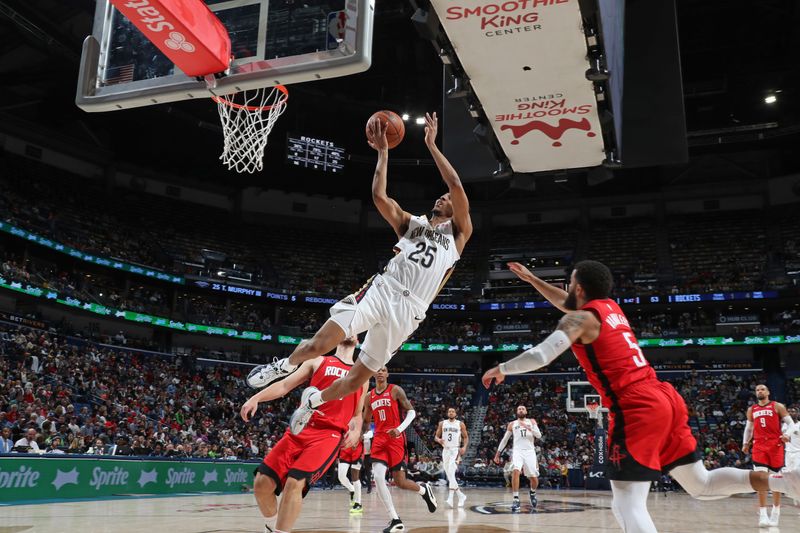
[424,112,473,252]
[482,311,599,388]
[388,385,416,438]
[460,421,469,457]
[507,262,569,312]
[240,360,315,421]
[742,406,754,453]
[494,423,513,463]
[368,118,411,238]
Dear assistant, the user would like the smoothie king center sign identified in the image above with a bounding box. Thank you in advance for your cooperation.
[430,0,605,172]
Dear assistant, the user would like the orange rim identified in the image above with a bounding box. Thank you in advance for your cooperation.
[212,85,289,111]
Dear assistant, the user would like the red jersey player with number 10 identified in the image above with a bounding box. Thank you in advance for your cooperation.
[482,260,800,533]
[365,366,437,533]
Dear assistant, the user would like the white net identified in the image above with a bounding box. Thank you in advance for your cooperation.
[587,402,601,419]
[213,86,288,173]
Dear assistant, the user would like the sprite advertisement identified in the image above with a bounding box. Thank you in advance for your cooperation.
[0,456,255,502]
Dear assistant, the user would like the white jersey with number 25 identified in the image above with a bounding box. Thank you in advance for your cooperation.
[384,215,460,305]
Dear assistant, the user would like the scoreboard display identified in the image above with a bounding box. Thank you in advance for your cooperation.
[287,134,345,172]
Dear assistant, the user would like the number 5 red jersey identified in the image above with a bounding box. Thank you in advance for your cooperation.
[369,384,402,433]
[570,299,657,408]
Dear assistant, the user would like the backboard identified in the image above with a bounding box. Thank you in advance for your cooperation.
[76,0,374,112]
[566,381,608,414]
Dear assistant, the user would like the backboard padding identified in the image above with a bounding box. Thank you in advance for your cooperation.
[77,0,374,112]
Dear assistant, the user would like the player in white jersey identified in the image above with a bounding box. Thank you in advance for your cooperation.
[494,405,541,511]
[784,408,800,469]
[246,113,473,436]
[435,407,469,507]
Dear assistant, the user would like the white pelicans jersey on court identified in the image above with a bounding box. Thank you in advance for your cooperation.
[442,419,463,449]
[511,418,541,477]
[384,215,460,305]
[512,419,539,452]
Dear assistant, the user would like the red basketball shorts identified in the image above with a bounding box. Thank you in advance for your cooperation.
[606,380,699,481]
[371,432,408,472]
[258,427,342,496]
[339,442,364,466]
[752,442,785,472]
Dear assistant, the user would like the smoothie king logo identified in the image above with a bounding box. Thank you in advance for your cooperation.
[495,94,596,147]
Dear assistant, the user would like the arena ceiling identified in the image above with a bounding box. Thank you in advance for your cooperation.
[0,0,798,202]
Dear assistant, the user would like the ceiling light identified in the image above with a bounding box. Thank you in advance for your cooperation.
[765,95,777,104]
[415,117,425,125]
[401,113,410,121]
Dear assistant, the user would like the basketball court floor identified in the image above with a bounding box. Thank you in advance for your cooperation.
[1,486,793,532]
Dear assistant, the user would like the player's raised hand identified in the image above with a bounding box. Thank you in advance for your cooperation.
[482,366,505,389]
[424,112,438,146]
[367,118,389,151]
[507,262,535,283]
[240,397,259,422]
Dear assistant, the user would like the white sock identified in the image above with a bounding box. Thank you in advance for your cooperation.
[281,358,297,372]
[610,481,658,533]
[374,463,399,520]
[354,481,362,504]
[417,484,426,495]
[309,390,325,408]
[338,463,355,492]
[760,507,768,516]
[513,491,519,499]
[772,504,780,512]
[265,514,277,531]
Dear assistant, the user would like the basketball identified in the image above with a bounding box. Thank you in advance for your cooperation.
[366,110,405,149]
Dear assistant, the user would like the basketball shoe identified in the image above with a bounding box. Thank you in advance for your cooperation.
[383,518,404,532]
[247,357,295,389]
[289,386,321,435]
[421,482,438,512]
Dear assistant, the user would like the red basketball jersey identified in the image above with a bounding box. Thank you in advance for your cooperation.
[571,299,657,408]
[307,356,362,433]
[752,401,782,445]
[370,384,402,433]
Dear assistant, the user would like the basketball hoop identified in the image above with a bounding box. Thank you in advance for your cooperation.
[587,402,601,420]
[212,85,289,173]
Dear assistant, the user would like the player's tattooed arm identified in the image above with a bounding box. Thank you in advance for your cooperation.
[460,421,469,457]
[435,421,444,445]
[389,386,416,437]
[557,311,600,344]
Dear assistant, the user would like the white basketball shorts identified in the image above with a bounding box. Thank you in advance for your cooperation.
[512,449,539,478]
[328,273,426,372]
[785,450,800,472]
[442,447,460,467]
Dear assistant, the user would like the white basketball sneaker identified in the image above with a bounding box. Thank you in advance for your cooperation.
[247,358,295,389]
[289,386,321,435]
[457,490,467,507]
[758,510,770,528]
[768,506,780,527]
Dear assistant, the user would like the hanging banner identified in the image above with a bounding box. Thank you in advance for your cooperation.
[430,0,605,172]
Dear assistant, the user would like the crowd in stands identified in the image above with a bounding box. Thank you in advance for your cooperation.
[3,151,800,307]
[0,324,298,460]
